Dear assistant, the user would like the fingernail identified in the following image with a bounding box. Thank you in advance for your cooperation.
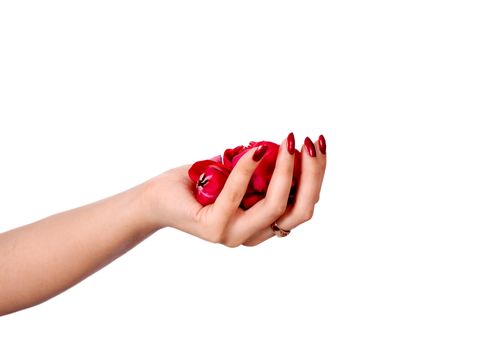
[304,137,316,157]
[318,134,326,155]
[252,144,268,161]
[287,132,295,155]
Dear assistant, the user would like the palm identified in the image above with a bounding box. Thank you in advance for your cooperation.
[154,164,245,242]
[159,165,204,221]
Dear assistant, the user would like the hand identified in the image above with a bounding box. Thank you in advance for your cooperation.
[0,134,325,315]
[144,135,327,247]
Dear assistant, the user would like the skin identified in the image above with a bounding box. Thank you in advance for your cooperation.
[0,137,326,316]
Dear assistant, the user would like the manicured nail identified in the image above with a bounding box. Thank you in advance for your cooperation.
[304,137,316,157]
[287,132,295,155]
[253,144,268,161]
[318,134,326,155]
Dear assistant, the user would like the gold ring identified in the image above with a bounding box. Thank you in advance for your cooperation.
[271,222,291,237]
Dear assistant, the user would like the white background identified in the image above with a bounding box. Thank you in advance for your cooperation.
[1,1,483,349]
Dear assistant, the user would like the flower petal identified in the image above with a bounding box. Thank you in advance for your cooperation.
[241,193,265,210]
[223,145,245,169]
[210,155,223,163]
[188,160,229,183]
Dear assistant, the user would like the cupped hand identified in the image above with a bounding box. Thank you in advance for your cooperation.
[144,135,326,247]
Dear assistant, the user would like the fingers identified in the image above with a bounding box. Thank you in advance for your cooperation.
[276,135,326,230]
[294,137,326,215]
[243,135,327,246]
[263,136,295,214]
[224,136,295,246]
[243,227,274,246]
[210,145,268,238]
[202,134,326,248]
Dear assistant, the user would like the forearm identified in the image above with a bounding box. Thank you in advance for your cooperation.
[0,182,159,316]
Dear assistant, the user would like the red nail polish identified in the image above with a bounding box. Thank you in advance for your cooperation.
[304,137,316,157]
[252,144,268,161]
[287,132,295,155]
[318,134,326,155]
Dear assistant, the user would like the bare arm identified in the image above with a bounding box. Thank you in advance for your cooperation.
[0,183,157,315]
[0,134,326,316]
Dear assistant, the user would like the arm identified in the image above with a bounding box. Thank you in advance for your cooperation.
[0,134,326,316]
[0,183,157,316]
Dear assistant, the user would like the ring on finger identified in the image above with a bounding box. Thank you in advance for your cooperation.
[271,222,291,238]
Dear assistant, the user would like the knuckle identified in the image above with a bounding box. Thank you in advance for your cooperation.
[209,224,226,244]
[271,202,287,218]
[265,199,287,218]
[224,240,240,248]
[314,194,320,204]
[298,208,314,224]
[308,167,323,179]
[226,190,242,206]
[241,166,254,178]
[235,164,254,179]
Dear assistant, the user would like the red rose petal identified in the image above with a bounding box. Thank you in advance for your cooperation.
[189,139,303,210]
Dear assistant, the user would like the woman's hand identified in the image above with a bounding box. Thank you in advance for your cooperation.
[0,133,326,315]
[145,134,327,247]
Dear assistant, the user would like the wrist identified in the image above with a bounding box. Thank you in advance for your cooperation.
[136,176,168,232]
[117,180,164,240]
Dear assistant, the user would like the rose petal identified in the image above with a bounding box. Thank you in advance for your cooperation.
[188,160,230,183]
[241,192,265,210]
[190,140,302,209]
[194,164,230,205]
[210,155,223,163]
[223,145,245,169]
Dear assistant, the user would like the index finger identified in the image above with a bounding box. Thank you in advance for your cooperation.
[211,144,268,226]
